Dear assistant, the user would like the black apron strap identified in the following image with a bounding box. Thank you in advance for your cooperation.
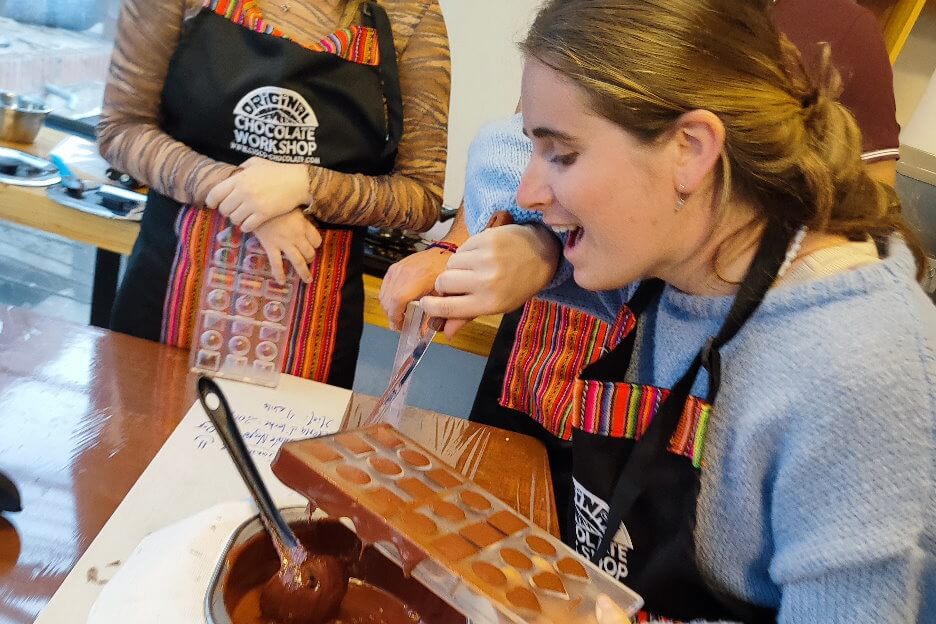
[590,219,795,564]
[363,1,404,161]
[578,279,666,382]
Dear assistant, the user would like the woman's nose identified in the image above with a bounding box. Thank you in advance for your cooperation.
[516,158,551,214]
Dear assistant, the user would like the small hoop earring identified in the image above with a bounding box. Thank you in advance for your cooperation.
[674,184,688,212]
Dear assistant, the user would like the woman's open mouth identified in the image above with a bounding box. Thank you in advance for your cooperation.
[551,224,582,250]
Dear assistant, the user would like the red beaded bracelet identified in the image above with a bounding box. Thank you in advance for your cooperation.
[427,241,459,254]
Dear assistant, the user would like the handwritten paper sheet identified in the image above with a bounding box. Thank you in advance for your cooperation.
[34,374,351,624]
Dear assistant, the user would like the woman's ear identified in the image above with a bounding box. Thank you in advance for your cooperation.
[672,109,725,194]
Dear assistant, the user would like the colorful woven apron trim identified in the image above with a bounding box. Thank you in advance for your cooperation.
[162,207,352,383]
[282,229,352,382]
[500,299,634,440]
[203,0,380,65]
[572,379,711,469]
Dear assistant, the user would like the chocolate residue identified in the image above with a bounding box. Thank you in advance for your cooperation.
[459,522,504,549]
[430,534,478,561]
[430,501,466,523]
[335,464,371,485]
[531,571,566,596]
[500,548,533,571]
[556,557,589,580]
[368,456,403,477]
[506,587,542,613]
[524,535,557,557]
[224,519,461,624]
[397,477,435,501]
[488,510,526,536]
[471,561,507,587]
[459,490,492,512]
[335,434,373,456]
[425,468,460,489]
[398,448,431,469]
[258,554,347,624]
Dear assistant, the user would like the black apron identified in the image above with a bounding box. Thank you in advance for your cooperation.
[110,3,402,389]
[572,220,795,622]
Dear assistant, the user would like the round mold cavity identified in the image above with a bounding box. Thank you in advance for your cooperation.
[228,335,250,356]
[459,490,492,512]
[398,448,431,469]
[200,330,222,350]
[206,288,231,311]
[500,548,533,571]
[556,557,590,580]
[255,341,277,361]
[368,456,402,477]
[471,561,507,587]
[235,295,259,317]
[524,534,557,557]
[336,464,371,485]
[263,300,286,322]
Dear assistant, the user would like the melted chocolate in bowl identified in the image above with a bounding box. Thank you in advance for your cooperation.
[223,519,463,624]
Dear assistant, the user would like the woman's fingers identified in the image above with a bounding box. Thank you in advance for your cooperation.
[262,242,286,285]
[206,175,238,210]
[284,245,313,283]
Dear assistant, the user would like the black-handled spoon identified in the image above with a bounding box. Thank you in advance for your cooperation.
[196,375,346,624]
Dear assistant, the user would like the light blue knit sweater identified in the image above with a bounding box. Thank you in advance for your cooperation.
[464,113,936,623]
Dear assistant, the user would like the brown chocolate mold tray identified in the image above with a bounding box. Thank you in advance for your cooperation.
[272,424,643,623]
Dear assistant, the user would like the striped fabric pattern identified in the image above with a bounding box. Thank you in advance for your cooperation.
[500,299,635,440]
[162,206,223,348]
[162,207,352,383]
[203,0,381,65]
[282,229,352,381]
[573,379,712,469]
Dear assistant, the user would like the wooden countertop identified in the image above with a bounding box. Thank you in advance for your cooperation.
[0,128,500,356]
[0,305,554,624]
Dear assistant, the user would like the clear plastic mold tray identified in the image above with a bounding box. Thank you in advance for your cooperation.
[190,225,298,387]
[272,424,644,623]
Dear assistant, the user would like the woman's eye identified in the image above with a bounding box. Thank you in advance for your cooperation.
[550,153,578,166]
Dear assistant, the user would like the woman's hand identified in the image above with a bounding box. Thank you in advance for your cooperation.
[419,224,561,338]
[595,595,631,624]
[379,248,453,331]
[251,208,322,284]
[206,157,310,233]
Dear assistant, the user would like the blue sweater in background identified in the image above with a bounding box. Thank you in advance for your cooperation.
[464,113,936,623]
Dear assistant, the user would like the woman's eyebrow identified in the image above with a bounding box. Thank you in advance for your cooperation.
[522,126,579,146]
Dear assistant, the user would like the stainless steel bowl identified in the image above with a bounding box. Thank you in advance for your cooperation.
[0,92,51,144]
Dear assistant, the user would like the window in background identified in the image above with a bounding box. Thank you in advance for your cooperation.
[0,0,121,130]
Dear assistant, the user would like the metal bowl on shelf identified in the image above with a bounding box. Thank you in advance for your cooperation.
[0,92,52,144]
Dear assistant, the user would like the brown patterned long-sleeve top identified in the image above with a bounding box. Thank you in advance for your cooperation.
[98,0,450,232]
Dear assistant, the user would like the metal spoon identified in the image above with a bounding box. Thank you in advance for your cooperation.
[196,376,346,624]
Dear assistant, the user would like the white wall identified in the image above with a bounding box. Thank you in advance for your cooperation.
[436,0,541,214]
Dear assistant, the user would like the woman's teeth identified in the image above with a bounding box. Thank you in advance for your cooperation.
[550,225,582,248]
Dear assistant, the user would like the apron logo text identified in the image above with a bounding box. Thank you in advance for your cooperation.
[231,86,321,164]
[574,478,633,581]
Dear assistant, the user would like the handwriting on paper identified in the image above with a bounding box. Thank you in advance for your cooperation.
[194,402,338,459]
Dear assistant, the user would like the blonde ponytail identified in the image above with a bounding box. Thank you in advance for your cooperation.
[522,0,927,278]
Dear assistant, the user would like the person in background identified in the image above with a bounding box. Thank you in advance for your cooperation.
[379,0,901,537]
[421,0,935,620]
[100,0,450,388]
